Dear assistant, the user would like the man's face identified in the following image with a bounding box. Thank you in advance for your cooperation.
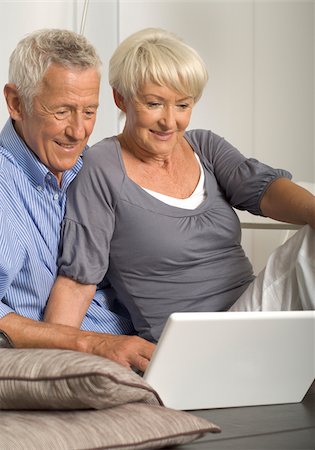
[14,64,100,184]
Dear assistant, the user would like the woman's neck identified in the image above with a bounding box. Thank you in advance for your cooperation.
[118,133,180,168]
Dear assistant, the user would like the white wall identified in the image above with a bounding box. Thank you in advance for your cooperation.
[1,0,314,273]
[0,1,75,128]
[75,0,119,142]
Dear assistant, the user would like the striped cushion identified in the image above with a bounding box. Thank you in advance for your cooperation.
[0,403,220,449]
[0,348,161,410]
[0,349,221,449]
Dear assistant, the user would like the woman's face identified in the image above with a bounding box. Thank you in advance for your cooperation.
[120,82,194,156]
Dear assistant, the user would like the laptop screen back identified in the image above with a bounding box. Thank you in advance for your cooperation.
[143,311,315,410]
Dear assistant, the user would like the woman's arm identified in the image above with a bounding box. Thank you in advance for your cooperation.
[260,178,315,229]
[44,275,96,328]
[43,276,156,370]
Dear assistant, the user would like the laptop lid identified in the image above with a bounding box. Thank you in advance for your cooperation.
[143,311,315,410]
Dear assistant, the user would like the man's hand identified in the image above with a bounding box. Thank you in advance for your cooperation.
[79,333,156,372]
[0,314,155,373]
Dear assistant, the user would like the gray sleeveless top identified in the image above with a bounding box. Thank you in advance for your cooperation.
[58,129,291,341]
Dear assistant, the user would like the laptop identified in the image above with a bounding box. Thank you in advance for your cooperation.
[143,311,315,410]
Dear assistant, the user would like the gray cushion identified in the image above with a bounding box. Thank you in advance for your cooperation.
[0,403,220,449]
[0,348,161,410]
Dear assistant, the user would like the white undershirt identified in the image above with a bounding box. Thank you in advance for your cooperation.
[142,153,206,210]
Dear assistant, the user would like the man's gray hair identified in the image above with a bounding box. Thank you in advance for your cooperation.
[9,28,102,112]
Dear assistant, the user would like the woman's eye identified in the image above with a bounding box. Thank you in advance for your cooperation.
[177,103,189,110]
[147,102,161,108]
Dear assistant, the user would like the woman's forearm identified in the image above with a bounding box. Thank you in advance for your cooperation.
[44,275,96,328]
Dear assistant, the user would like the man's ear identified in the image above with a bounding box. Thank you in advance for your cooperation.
[113,89,126,112]
[4,83,24,120]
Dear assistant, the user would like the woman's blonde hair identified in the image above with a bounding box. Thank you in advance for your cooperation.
[109,28,208,102]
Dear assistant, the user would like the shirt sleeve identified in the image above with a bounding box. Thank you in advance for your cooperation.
[57,153,116,285]
[187,130,292,215]
[0,210,23,317]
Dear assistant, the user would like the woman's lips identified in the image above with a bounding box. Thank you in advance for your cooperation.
[150,130,174,140]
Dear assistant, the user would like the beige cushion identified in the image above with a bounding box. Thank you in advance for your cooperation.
[0,349,221,449]
[0,403,220,449]
[0,348,161,410]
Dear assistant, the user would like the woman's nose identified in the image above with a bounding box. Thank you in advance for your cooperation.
[160,106,176,129]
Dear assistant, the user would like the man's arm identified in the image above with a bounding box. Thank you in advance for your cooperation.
[0,312,155,372]
[260,178,315,229]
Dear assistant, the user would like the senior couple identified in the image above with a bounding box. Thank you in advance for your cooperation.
[0,28,314,372]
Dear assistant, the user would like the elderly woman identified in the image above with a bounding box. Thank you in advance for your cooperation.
[45,28,315,370]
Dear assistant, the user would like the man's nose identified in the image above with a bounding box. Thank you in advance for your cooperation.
[65,113,86,140]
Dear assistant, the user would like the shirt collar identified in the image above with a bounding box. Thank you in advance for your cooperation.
[0,119,83,191]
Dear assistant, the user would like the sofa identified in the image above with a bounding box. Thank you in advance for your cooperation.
[0,331,220,449]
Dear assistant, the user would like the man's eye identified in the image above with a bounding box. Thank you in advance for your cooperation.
[84,110,96,118]
[54,110,70,120]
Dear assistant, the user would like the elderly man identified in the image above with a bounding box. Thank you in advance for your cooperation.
[0,29,154,371]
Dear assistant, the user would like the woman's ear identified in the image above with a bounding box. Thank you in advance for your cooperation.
[4,84,24,121]
[113,89,126,112]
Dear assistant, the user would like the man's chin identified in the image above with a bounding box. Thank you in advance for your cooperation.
[50,158,81,181]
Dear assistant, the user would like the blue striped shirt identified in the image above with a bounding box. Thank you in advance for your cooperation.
[0,119,134,334]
